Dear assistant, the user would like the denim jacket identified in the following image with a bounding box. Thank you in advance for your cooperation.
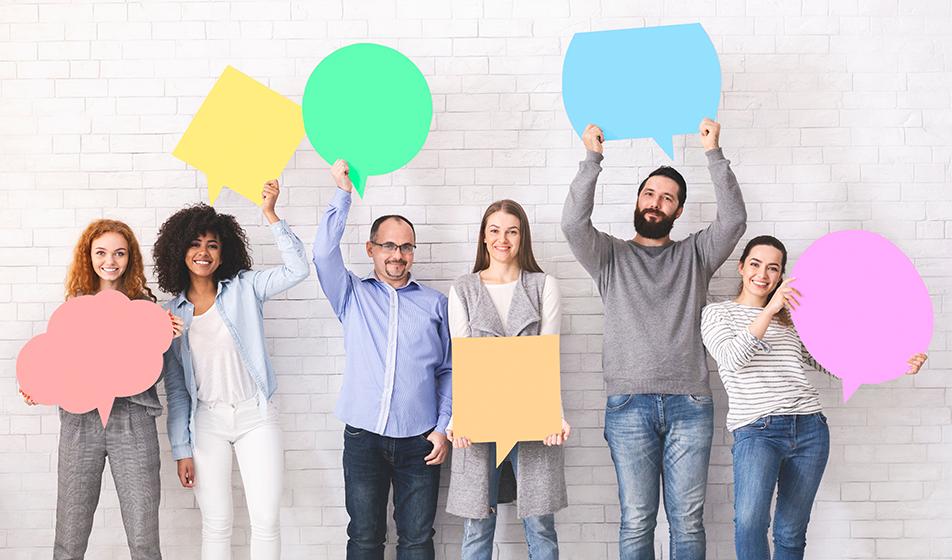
[163,219,310,460]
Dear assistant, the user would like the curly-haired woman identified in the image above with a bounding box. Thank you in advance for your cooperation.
[18,219,181,560]
[155,180,309,560]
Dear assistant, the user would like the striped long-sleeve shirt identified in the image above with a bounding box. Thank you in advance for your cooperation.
[700,300,832,431]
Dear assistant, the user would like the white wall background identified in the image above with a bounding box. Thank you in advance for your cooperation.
[1,0,951,558]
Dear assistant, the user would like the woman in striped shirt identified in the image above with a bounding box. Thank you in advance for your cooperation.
[700,235,927,560]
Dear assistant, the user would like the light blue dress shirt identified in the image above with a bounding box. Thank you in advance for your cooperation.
[313,188,452,437]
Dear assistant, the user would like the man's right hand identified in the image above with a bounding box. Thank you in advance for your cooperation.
[582,124,604,154]
[177,458,195,488]
[332,159,354,193]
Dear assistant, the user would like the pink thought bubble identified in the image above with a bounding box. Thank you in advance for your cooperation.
[16,290,173,427]
[790,230,933,402]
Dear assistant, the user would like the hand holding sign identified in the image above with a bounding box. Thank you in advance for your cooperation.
[451,335,562,467]
[562,23,722,159]
[790,231,933,401]
[16,290,174,426]
[302,43,433,196]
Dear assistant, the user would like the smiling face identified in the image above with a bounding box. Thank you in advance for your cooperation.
[483,210,521,266]
[90,231,129,289]
[366,217,415,284]
[738,244,785,300]
[184,231,222,282]
[633,175,683,239]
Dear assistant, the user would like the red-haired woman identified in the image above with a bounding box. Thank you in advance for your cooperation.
[20,219,181,560]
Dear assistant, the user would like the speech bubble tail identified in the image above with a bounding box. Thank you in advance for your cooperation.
[842,380,861,403]
[97,397,115,428]
[495,439,517,468]
[351,169,366,198]
[654,136,675,160]
[208,179,225,205]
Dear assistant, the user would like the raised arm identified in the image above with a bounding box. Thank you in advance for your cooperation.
[313,160,357,318]
[560,124,615,279]
[250,180,310,301]
[694,119,748,274]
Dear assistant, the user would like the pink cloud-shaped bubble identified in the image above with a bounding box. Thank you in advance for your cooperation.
[16,290,173,426]
[790,230,933,402]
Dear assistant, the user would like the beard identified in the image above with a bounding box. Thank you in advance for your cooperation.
[384,258,408,279]
[633,206,677,239]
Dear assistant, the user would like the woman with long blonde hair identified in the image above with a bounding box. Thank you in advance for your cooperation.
[21,219,181,560]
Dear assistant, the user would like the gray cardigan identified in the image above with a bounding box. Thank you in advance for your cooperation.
[445,270,568,519]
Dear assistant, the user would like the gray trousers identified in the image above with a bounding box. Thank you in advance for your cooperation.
[54,399,162,560]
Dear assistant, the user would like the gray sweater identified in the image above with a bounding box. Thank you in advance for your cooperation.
[561,148,747,397]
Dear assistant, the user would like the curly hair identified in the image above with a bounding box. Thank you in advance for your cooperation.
[153,204,253,295]
[65,219,156,302]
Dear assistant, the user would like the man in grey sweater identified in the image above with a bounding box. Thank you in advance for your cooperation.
[561,119,746,560]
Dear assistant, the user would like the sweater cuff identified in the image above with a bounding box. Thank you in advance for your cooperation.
[705,147,726,163]
[584,150,604,164]
[742,329,772,353]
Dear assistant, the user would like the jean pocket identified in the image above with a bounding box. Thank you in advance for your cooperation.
[344,425,364,437]
[606,394,633,412]
[817,412,829,426]
[738,417,769,431]
[689,394,714,405]
[417,428,435,442]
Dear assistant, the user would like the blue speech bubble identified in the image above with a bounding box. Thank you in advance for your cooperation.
[562,23,722,159]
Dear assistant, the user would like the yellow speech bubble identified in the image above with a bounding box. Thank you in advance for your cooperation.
[173,66,304,206]
[451,334,562,466]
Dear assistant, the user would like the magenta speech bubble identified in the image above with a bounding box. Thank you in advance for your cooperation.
[16,290,173,426]
[790,230,933,401]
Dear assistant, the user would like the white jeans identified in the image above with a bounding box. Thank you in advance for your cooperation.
[193,398,283,560]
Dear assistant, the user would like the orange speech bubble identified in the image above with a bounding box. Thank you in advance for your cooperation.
[451,334,562,466]
[16,290,173,427]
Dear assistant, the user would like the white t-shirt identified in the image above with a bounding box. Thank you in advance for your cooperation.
[189,305,259,404]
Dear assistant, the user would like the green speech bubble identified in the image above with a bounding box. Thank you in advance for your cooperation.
[302,43,433,197]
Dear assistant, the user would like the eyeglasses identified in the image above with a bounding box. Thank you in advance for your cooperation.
[370,241,416,255]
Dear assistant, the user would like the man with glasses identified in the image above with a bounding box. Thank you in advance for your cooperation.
[313,159,452,560]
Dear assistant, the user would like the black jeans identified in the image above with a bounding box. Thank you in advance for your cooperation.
[343,425,441,560]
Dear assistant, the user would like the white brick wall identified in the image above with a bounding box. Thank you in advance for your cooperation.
[2,0,951,558]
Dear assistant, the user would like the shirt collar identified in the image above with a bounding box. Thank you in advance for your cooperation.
[360,270,419,290]
[172,277,231,308]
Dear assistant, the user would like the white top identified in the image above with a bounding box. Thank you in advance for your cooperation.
[700,300,830,431]
[448,275,562,337]
[189,304,258,404]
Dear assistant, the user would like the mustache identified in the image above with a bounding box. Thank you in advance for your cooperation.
[386,259,407,265]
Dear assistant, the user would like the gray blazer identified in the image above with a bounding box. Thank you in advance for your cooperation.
[445,270,568,519]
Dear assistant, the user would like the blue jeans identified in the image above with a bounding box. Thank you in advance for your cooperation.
[343,426,441,560]
[461,444,559,560]
[732,413,830,560]
[604,394,714,560]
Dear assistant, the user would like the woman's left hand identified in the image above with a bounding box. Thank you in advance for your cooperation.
[262,179,280,223]
[543,418,571,446]
[905,353,928,375]
[170,311,184,339]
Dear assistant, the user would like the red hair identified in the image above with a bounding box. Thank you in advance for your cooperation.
[65,220,155,302]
